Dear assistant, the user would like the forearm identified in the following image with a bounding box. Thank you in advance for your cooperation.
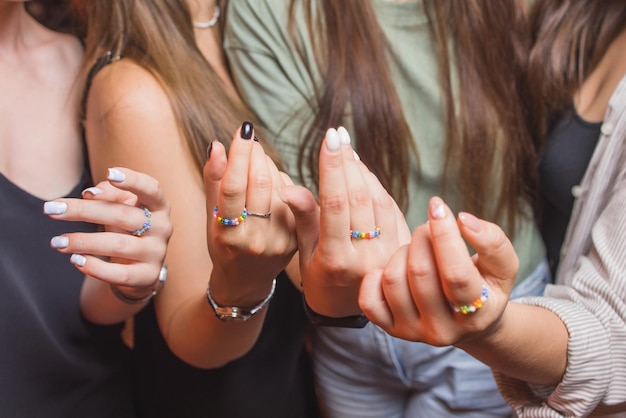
[458,301,568,386]
[80,276,152,324]
[159,288,270,369]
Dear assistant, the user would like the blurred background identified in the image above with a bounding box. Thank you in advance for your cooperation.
[26,0,80,35]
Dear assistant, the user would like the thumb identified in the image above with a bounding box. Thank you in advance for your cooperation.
[279,184,320,259]
[457,211,519,292]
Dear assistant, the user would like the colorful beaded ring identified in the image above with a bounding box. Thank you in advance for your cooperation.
[349,227,381,240]
[213,206,247,226]
[129,206,152,237]
[452,284,489,314]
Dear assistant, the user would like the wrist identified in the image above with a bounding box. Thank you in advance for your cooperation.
[207,277,277,322]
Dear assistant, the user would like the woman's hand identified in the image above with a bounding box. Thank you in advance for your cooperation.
[359,196,518,345]
[44,167,172,323]
[203,122,297,308]
[281,127,411,317]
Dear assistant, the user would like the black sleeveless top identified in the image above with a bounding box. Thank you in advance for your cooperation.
[0,172,133,418]
[539,107,601,277]
[83,54,320,417]
[133,273,319,418]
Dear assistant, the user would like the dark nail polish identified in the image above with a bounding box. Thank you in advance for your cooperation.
[206,141,213,159]
[241,121,253,140]
[253,136,259,142]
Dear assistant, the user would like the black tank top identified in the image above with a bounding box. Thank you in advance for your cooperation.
[538,107,600,277]
[0,172,134,418]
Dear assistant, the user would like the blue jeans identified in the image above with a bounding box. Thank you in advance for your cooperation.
[312,260,551,418]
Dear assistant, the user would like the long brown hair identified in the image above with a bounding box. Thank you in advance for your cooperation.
[290,0,536,231]
[73,0,276,172]
[528,0,626,142]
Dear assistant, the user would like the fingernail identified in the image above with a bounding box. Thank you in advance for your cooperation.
[430,197,446,219]
[70,254,86,267]
[107,168,125,182]
[81,187,102,196]
[51,236,69,248]
[353,150,360,161]
[325,128,340,153]
[459,212,482,233]
[43,201,67,215]
[253,136,260,142]
[241,121,253,140]
[337,126,351,145]
[206,141,213,159]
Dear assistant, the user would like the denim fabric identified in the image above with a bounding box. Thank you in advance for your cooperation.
[312,260,551,418]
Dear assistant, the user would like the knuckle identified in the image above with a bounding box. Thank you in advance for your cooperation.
[220,180,244,200]
[250,171,272,192]
[348,186,370,208]
[406,258,434,283]
[372,193,394,211]
[319,194,348,214]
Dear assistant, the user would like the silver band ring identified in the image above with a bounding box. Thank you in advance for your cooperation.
[247,211,272,218]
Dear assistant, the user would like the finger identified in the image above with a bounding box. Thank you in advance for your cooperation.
[204,140,228,214]
[68,253,161,288]
[50,231,166,264]
[362,169,398,248]
[104,167,167,211]
[43,199,159,236]
[376,244,422,327]
[335,127,376,245]
[405,222,451,319]
[427,196,484,311]
[280,184,320,258]
[457,211,519,290]
[318,128,351,247]
[359,269,393,328]
[217,121,255,220]
[245,141,273,217]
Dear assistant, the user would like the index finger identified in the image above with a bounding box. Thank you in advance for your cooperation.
[427,197,483,310]
[104,167,167,211]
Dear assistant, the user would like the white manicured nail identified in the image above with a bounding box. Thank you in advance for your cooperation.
[325,128,340,153]
[43,201,67,215]
[353,150,360,161]
[107,168,125,182]
[81,187,103,196]
[51,236,69,248]
[70,254,87,267]
[337,126,351,145]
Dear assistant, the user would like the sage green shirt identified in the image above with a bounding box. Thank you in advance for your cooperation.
[224,0,545,283]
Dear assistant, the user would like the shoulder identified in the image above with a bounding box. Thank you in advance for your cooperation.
[86,59,172,124]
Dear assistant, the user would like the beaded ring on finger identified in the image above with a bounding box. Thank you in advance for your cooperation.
[213,206,248,226]
[450,284,489,314]
[349,227,381,240]
[129,206,152,237]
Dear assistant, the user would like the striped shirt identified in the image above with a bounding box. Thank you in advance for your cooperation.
[495,75,626,416]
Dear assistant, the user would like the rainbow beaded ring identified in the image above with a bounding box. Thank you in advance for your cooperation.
[349,227,381,240]
[213,206,247,226]
[452,284,489,314]
[129,206,152,237]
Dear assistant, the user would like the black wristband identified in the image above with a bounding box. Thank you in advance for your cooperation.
[302,296,369,328]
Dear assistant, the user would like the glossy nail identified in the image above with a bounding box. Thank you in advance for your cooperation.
[325,128,340,153]
[81,187,102,196]
[459,212,482,233]
[430,197,446,219]
[107,168,125,182]
[43,201,67,215]
[353,150,360,161]
[337,126,351,145]
[70,254,86,267]
[241,121,253,140]
[51,236,69,249]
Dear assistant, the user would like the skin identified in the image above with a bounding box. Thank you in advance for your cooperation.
[0,1,172,326]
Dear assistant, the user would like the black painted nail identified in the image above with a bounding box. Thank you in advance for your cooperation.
[241,121,253,140]
[206,141,213,159]
[253,136,259,142]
